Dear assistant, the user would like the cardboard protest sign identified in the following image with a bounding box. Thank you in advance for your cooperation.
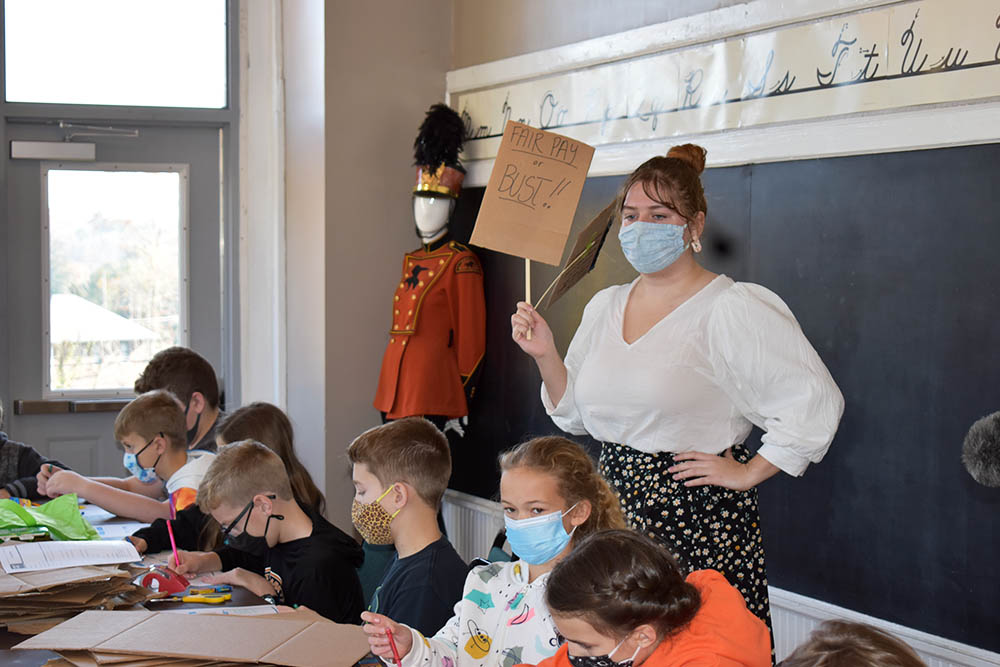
[536,200,616,310]
[470,121,595,266]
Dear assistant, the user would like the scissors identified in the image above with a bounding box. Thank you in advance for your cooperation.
[188,585,233,595]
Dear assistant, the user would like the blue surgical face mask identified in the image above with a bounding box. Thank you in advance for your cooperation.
[122,434,162,484]
[504,503,578,565]
[618,221,689,274]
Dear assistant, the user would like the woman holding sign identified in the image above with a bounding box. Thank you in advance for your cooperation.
[510,144,843,629]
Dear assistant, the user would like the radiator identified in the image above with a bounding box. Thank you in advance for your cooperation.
[442,490,1000,666]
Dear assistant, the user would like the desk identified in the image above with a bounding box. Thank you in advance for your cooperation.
[0,507,266,666]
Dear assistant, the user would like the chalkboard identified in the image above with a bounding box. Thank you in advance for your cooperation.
[446,144,1000,652]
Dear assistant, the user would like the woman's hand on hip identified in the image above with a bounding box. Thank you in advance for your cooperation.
[511,301,556,359]
[669,449,777,491]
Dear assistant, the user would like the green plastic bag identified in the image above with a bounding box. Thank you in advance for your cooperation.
[0,493,99,541]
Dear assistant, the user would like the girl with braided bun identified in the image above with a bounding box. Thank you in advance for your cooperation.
[511,144,844,631]
[362,436,625,667]
[534,529,770,667]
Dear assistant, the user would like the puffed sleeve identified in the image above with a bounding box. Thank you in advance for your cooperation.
[707,283,844,476]
[540,288,614,436]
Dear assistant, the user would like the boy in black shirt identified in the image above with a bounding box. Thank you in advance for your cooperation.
[348,418,466,636]
[173,440,364,623]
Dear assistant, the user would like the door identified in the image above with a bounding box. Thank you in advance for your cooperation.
[5,121,225,476]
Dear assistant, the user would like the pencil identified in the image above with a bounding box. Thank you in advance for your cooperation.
[167,493,181,568]
[386,627,402,665]
[166,517,181,568]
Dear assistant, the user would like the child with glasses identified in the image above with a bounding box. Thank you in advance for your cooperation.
[172,439,364,623]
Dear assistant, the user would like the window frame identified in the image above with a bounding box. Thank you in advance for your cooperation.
[0,0,242,411]
[39,161,191,399]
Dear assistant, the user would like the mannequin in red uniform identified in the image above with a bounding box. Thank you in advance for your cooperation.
[373,105,486,432]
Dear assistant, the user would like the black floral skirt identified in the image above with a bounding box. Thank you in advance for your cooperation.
[599,441,772,630]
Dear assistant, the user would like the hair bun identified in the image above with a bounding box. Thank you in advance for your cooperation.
[665,144,707,174]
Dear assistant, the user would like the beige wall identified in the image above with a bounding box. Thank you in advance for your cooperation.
[452,0,749,68]
[323,2,452,532]
[282,0,744,532]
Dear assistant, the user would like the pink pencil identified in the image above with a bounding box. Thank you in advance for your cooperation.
[167,494,181,568]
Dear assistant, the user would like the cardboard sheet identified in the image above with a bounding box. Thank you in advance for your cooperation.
[0,564,127,596]
[261,620,369,667]
[60,651,192,667]
[470,121,595,266]
[95,614,312,661]
[536,200,616,310]
[16,611,154,651]
[17,610,373,667]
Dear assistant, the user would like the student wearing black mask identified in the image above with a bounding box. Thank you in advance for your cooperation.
[171,440,364,623]
[134,346,225,453]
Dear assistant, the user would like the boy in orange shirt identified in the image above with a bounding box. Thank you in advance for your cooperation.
[36,390,213,521]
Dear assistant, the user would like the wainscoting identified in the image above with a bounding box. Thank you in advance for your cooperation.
[442,490,1000,666]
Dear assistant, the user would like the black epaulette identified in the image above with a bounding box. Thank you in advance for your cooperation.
[449,240,470,252]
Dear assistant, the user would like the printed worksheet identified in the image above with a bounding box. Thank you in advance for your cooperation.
[0,540,140,573]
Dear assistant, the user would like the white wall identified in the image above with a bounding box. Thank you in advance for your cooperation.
[239,0,286,409]
[282,0,328,500]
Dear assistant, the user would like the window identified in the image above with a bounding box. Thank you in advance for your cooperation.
[4,0,227,108]
[42,164,189,396]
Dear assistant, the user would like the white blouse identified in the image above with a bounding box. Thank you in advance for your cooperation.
[542,275,844,476]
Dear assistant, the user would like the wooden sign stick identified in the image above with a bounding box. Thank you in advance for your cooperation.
[525,258,532,340]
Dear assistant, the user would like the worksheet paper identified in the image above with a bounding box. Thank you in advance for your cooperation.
[0,540,140,573]
[94,522,149,540]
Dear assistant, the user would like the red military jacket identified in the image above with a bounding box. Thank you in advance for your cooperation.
[373,239,486,419]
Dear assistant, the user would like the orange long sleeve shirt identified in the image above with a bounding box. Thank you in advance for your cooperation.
[526,570,771,667]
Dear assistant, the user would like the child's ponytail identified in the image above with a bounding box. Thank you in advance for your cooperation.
[498,436,625,541]
[546,529,701,640]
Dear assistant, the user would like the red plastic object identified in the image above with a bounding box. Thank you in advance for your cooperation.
[140,566,190,594]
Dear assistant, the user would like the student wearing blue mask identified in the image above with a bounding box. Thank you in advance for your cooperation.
[35,390,214,522]
[362,436,625,667]
[511,143,844,632]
